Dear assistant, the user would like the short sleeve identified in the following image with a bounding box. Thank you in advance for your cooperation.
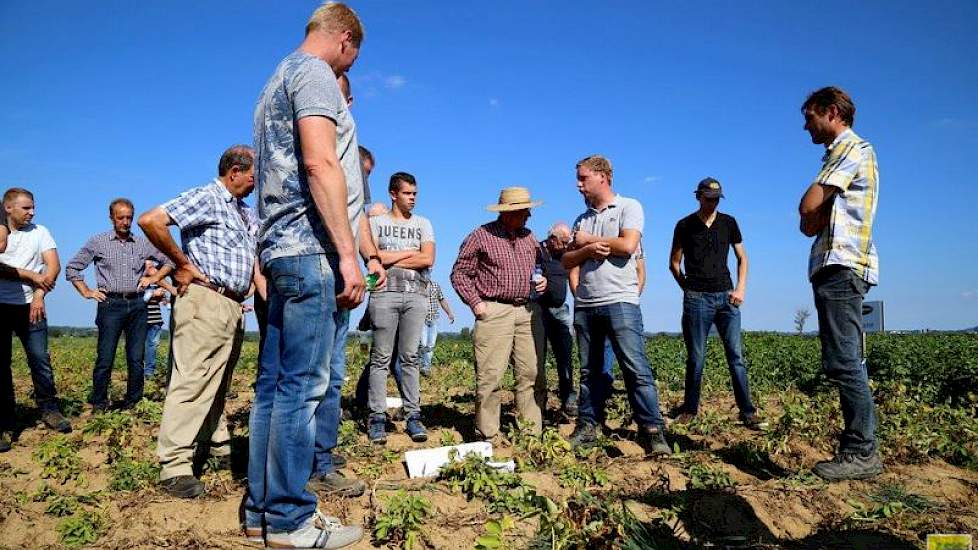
[815,141,862,192]
[420,218,435,243]
[729,217,743,244]
[38,226,57,252]
[620,199,644,234]
[291,59,343,122]
[571,213,585,232]
[671,220,684,250]
[162,187,214,230]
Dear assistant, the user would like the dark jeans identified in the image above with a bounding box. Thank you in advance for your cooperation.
[574,302,664,429]
[541,304,577,405]
[92,295,147,407]
[813,265,876,455]
[680,290,756,416]
[0,303,60,431]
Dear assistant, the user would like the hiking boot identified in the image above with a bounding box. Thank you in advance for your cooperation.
[812,452,883,481]
[405,415,428,443]
[160,475,205,498]
[367,415,387,445]
[740,412,768,431]
[638,425,672,456]
[0,432,11,453]
[41,410,72,433]
[265,510,363,549]
[309,471,366,497]
[568,420,600,449]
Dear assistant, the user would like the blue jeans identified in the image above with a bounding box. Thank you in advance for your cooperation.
[680,290,756,416]
[313,307,350,476]
[541,304,577,405]
[93,295,147,406]
[419,320,438,374]
[812,265,876,455]
[245,254,338,533]
[0,304,60,431]
[144,323,164,379]
[574,302,664,428]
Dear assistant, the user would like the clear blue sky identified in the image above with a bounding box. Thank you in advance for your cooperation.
[2,1,976,332]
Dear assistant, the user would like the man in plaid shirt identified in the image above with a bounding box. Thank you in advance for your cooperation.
[138,145,258,498]
[451,187,548,439]
[798,86,881,481]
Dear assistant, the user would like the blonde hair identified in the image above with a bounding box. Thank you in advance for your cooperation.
[576,155,613,182]
[306,2,364,46]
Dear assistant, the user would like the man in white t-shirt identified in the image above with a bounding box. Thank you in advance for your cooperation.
[0,188,72,452]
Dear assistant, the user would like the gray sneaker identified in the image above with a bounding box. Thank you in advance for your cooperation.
[812,452,883,481]
[265,511,363,549]
[308,472,366,497]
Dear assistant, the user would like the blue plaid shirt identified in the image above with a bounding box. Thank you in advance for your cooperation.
[161,179,258,294]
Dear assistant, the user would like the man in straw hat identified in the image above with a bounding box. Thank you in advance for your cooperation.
[562,155,671,455]
[450,187,548,440]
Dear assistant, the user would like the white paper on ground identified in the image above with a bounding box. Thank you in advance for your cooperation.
[486,460,516,473]
[404,441,493,478]
[385,396,403,409]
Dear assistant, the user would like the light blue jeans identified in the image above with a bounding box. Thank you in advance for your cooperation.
[143,323,164,379]
[419,320,438,374]
[245,254,338,533]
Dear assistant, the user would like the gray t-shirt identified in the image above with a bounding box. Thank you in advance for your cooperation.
[254,50,364,267]
[572,194,644,308]
[370,212,434,294]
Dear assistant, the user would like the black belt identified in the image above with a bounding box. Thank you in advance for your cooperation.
[105,291,140,299]
[492,297,529,306]
[192,280,246,303]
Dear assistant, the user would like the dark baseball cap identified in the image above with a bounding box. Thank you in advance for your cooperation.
[696,177,724,198]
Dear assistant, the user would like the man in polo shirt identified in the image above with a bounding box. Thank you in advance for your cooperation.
[538,222,577,418]
[451,187,548,440]
[562,155,670,455]
[138,145,258,498]
[0,187,71,452]
[798,86,882,481]
[668,178,763,429]
[365,171,434,445]
[66,198,171,411]
[244,3,370,546]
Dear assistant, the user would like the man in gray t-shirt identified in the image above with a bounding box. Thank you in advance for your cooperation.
[562,155,670,456]
[365,171,435,445]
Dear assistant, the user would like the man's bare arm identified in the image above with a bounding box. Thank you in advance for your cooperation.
[575,228,640,257]
[799,183,835,237]
[392,242,435,270]
[669,242,686,290]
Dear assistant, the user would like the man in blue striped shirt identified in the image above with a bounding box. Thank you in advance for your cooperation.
[66,198,171,412]
[139,145,259,498]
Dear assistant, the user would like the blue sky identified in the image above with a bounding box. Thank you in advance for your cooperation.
[2,1,976,332]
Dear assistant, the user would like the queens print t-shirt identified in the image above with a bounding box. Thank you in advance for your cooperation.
[369,213,434,294]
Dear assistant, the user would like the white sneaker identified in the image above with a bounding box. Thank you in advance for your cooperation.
[265,510,363,549]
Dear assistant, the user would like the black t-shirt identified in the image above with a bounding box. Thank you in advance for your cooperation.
[672,212,742,292]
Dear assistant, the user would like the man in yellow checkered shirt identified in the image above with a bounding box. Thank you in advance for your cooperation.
[798,86,881,482]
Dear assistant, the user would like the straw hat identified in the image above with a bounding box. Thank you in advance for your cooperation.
[486,187,543,212]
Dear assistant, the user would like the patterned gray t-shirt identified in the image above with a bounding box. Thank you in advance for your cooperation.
[254,50,364,267]
[369,212,434,294]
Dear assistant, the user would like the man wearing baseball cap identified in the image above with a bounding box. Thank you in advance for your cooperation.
[450,187,548,439]
[668,177,763,430]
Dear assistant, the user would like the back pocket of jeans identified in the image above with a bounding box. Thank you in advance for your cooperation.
[274,274,302,298]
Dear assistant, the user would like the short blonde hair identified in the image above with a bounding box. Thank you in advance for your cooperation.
[306,2,364,46]
[576,155,613,182]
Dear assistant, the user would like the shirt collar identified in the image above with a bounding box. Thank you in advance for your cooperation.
[213,178,236,204]
[588,193,620,214]
[109,231,135,242]
[827,128,855,150]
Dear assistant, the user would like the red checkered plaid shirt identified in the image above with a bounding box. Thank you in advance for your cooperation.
[450,220,542,308]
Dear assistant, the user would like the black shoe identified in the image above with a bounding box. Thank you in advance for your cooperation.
[812,452,883,481]
[160,475,205,498]
[561,396,579,418]
[91,403,110,415]
[667,404,695,419]
[568,421,600,449]
[308,471,366,497]
[638,425,672,456]
[41,410,72,433]
[331,453,348,469]
[0,432,11,453]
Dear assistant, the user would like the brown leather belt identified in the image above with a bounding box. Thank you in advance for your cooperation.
[191,280,246,303]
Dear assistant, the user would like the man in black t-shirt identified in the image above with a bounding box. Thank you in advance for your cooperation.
[537,222,577,418]
[668,178,763,429]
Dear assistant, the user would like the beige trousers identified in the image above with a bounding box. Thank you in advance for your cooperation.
[472,301,546,438]
[157,284,243,480]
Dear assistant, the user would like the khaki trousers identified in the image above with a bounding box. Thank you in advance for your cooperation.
[472,301,546,438]
[157,284,243,480]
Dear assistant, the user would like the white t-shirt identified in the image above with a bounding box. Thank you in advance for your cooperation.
[0,224,57,304]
